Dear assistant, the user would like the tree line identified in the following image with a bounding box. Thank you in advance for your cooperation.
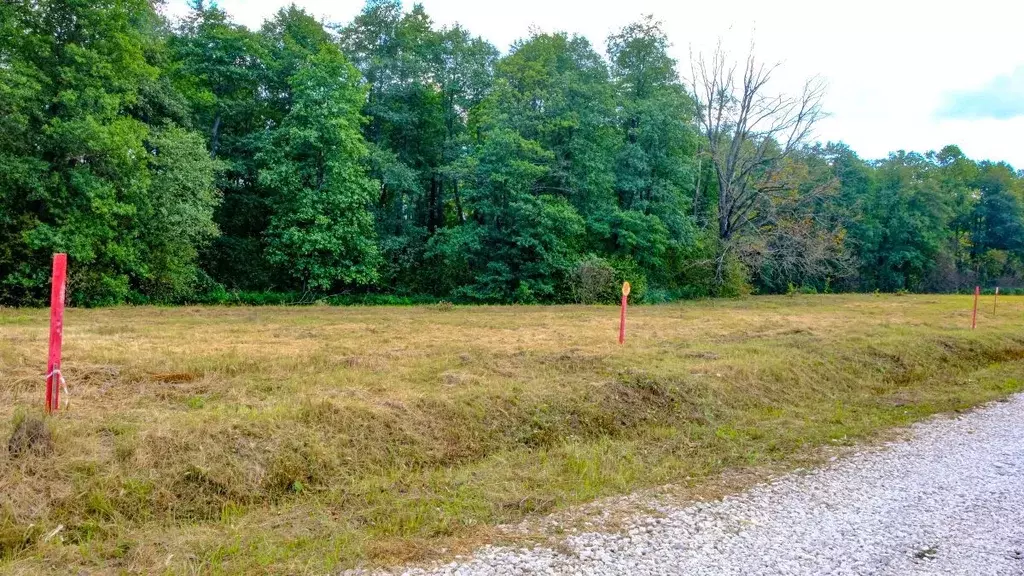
[2,0,1022,306]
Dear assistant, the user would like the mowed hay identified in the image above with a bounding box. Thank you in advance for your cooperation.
[7,415,53,459]
[0,295,1022,574]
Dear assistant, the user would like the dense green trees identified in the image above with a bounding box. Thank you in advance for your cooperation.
[169,1,269,290]
[1,0,1021,306]
[261,45,380,290]
[0,0,218,305]
[823,145,1024,293]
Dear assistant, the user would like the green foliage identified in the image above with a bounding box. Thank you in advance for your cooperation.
[853,152,951,291]
[1,2,1022,306]
[260,45,380,290]
[827,145,1024,294]
[568,255,618,304]
[608,257,649,303]
[605,16,699,289]
[0,0,217,306]
[170,2,270,291]
[337,1,498,293]
[490,31,619,217]
[428,129,585,302]
[972,163,1024,256]
[141,126,220,300]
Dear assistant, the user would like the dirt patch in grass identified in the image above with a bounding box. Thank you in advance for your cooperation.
[0,295,1022,573]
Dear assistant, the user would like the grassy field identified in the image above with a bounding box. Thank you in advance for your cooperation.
[1,294,1023,574]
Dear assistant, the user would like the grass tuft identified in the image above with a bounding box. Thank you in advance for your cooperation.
[7,413,53,459]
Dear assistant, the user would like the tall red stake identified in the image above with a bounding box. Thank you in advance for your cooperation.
[46,254,67,413]
[971,285,979,331]
[618,282,631,344]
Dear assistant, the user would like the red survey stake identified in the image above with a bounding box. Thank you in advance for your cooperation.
[971,285,979,331]
[46,253,67,413]
[619,281,631,344]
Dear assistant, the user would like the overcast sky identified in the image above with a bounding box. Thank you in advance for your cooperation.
[163,0,1024,168]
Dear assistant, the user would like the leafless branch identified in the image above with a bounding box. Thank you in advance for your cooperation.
[690,42,826,241]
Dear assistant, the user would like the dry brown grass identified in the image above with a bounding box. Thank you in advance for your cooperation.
[0,294,1022,574]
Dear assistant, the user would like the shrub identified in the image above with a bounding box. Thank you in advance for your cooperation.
[568,255,618,304]
[608,257,648,303]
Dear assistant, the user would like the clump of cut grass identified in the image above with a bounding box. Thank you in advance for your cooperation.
[7,412,53,459]
[0,295,1021,573]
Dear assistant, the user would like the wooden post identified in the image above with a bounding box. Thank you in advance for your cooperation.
[618,282,631,344]
[46,254,67,413]
[971,285,979,331]
[993,287,999,316]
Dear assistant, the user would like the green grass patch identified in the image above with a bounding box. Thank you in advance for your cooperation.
[0,294,1022,573]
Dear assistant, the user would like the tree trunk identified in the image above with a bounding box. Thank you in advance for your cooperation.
[717,168,732,240]
[210,112,222,159]
[435,174,444,230]
[719,195,731,240]
[453,180,466,223]
[694,152,702,219]
[427,174,439,233]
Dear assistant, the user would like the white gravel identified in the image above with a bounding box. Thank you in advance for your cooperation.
[354,395,1024,576]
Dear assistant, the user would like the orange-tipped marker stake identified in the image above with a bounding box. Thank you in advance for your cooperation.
[971,285,979,330]
[619,281,631,344]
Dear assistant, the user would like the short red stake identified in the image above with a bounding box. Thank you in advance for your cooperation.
[45,253,67,413]
[971,285,979,331]
[618,281,631,344]
[993,286,999,315]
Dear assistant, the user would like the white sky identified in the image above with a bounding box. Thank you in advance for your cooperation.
[163,0,1024,168]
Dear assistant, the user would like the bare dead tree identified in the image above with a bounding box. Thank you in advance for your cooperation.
[681,150,854,293]
[736,156,855,290]
[690,43,826,243]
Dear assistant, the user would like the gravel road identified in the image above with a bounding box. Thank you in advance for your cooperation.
[363,394,1024,576]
